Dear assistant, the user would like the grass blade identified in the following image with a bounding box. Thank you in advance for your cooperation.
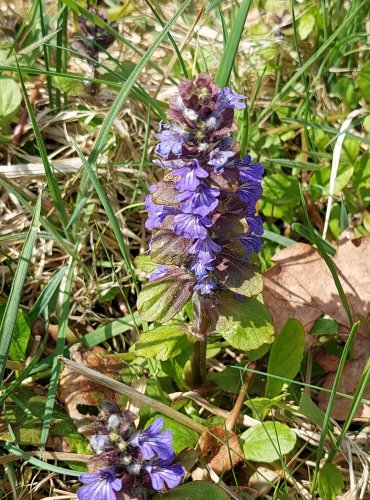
[40,257,75,449]
[72,143,138,294]
[215,0,252,88]
[0,194,41,382]
[15,59,70,233]
[27,266,67,325]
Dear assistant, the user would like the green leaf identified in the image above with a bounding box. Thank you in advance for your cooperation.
[310,317,339,336]
[240,421,297,463]
[357,60,370,101]
[0,305,31,362]
[135,324,194,361]
[266,318,305,398]
[245,395,286,420]
[318,463,344,500]
[209,365,244,394]
[299,392,328,429]
[154,481,229,500]
[137,269,195,323]
[146,415,198,454]
[260,173,300,220]
[0,387,89,454]
[298,13,315,40]
[0,78,22,119]
[214,254,263,297]
[215,294,274,352]
[333,77,360,108]
[309,163,354,199]
[53,76,86,96]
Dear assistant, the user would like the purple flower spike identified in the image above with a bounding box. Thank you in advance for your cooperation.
[77,468,122,500]
[177,183,219,216]
[237,180,263,206]
[194,275,217,294]
[129,417,174,461]
[144,458,185,491]
[172,160,208,192]
[174,213,212,240]
[208,149,235,172]
[145,195,178,230]
[156,123,188,158]
[238,233,263,255]
[218,87,246,110]
[238,155,264,183]
[245,206,264,235]
[90,434,111,454]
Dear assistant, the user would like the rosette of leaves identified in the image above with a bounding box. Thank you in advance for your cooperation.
[137,74,273,354]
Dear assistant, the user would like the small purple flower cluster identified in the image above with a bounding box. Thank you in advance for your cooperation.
[77,404,185,500]
[146,73,263,295]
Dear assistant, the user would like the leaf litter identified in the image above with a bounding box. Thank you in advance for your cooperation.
[264,235,370,420]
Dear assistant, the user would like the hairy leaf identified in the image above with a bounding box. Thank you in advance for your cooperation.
[215,293,274,351]
[135,324,194,361]
[137,269,195,323]
[150,230,193,266]
[214,253,263,297]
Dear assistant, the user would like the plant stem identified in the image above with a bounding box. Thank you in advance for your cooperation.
[191,292,212,386]
[191,337,207,387]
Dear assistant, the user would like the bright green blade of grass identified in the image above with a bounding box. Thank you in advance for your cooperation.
[40,258,75,449]
[36,0,54,108]
[215,0,252,88]
[237,365,369,404]
[15,59,70,233]
[2,442,82,477]
[28,266,67,325]
[73,143,138,294]
[262,230,295,247]
[291,222,336,256]
[0,194,41,382]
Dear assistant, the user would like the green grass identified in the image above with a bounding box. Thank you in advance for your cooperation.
[0,0,369,498]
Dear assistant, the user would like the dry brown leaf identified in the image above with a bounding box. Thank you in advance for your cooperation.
[263,236,370,420]
[198,426,243,475]
[264,237,370,333]
[58,344,126,435]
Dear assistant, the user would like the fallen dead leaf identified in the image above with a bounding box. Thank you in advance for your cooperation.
[58,344,126,435]
[264,237,370,334]
[198,425,243,475]
[263,236,370,420]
